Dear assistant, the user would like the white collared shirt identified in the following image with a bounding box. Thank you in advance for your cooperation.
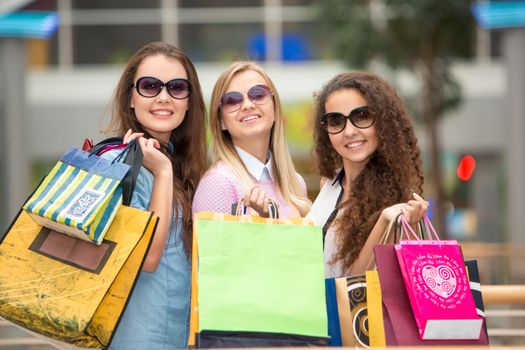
[307,169,349,278]
[235,146,273,181]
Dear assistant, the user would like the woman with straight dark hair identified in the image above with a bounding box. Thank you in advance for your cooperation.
[103,41,207,349]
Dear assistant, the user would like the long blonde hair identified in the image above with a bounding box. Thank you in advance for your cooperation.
[209,61,311,216]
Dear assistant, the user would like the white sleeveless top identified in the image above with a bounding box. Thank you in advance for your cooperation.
[307,170,351,278]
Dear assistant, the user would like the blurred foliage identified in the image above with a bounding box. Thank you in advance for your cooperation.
[282,101,319,199]
[214,49,249,62]
[315,0,475,65]
[283,101,315,152]
[31,160,55,189]
[314,0,477,234]
[109,48,134,64]
[315,0,475,117]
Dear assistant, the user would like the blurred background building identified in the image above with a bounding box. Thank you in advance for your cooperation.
[1,0,523,278]
[1,0,525,346]
[0,0,519,255]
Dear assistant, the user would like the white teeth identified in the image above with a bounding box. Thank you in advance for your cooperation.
[152,110,172,116]
[241,116,259,122]
[346,141,364,148]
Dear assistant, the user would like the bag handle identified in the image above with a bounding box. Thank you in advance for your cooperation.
[393,213,427,241]
[115,141,143,207]
[111,140,136,163]
[232,198,279,219]
[88,137,124,155]
[89,138,143,207]
[417,219,427,240]
[399,215,440,242]
[365,212,403,271]
[423,215,440,240]
[379,212,404,245]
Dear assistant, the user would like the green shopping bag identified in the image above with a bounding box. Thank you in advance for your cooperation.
[189,212,328,347]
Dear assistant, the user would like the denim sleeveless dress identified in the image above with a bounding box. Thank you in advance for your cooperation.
[103,151,191,350]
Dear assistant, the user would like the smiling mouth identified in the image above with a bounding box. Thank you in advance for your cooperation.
[151,110,173,116]
[345,141,365,148]
[241,115,259,123]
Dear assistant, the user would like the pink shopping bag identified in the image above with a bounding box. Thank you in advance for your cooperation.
[374,244,488,346]
[395,217,483,340]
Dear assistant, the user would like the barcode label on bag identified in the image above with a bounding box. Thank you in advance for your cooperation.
[61,188,105,222]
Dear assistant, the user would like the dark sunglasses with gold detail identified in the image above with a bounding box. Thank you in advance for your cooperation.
[321,106,375,134]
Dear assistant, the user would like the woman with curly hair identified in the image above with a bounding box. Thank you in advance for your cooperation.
[307,71,429,277]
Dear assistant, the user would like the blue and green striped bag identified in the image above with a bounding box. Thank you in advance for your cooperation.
[23,147,130,245]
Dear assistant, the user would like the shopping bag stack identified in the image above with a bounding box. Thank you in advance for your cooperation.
[0,139,157,348]
[325,215,489,348]
[189,212,329,348]
[324,216,400,348]
[373,216,489,346]
[395,216,483,340]
[23,147,130,245]
[0,205,157,348]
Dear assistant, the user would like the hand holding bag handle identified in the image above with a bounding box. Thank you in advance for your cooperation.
[89,138,143,206]
[232,198,280,219]
[393,213,428,242]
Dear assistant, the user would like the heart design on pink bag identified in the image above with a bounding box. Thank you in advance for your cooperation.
[421,265,457,298]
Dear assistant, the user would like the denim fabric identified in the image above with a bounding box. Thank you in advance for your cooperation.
[102,151,191,350]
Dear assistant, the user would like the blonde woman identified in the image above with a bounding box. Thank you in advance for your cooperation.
[193,61,310,218]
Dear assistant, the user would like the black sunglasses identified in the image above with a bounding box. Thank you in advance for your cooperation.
[321,106,375,134]
[132,76,191,100]
[220,84,273,113]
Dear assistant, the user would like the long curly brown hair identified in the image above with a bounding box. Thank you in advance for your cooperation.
[313,71,424,271]
[104,42,207,257]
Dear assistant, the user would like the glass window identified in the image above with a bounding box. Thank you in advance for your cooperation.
[73,25,161,64]
[282,22,332,60]
[180,23,263,62]
[179,0,261,8]
[282,0,314,5]
[74,0,159,9]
